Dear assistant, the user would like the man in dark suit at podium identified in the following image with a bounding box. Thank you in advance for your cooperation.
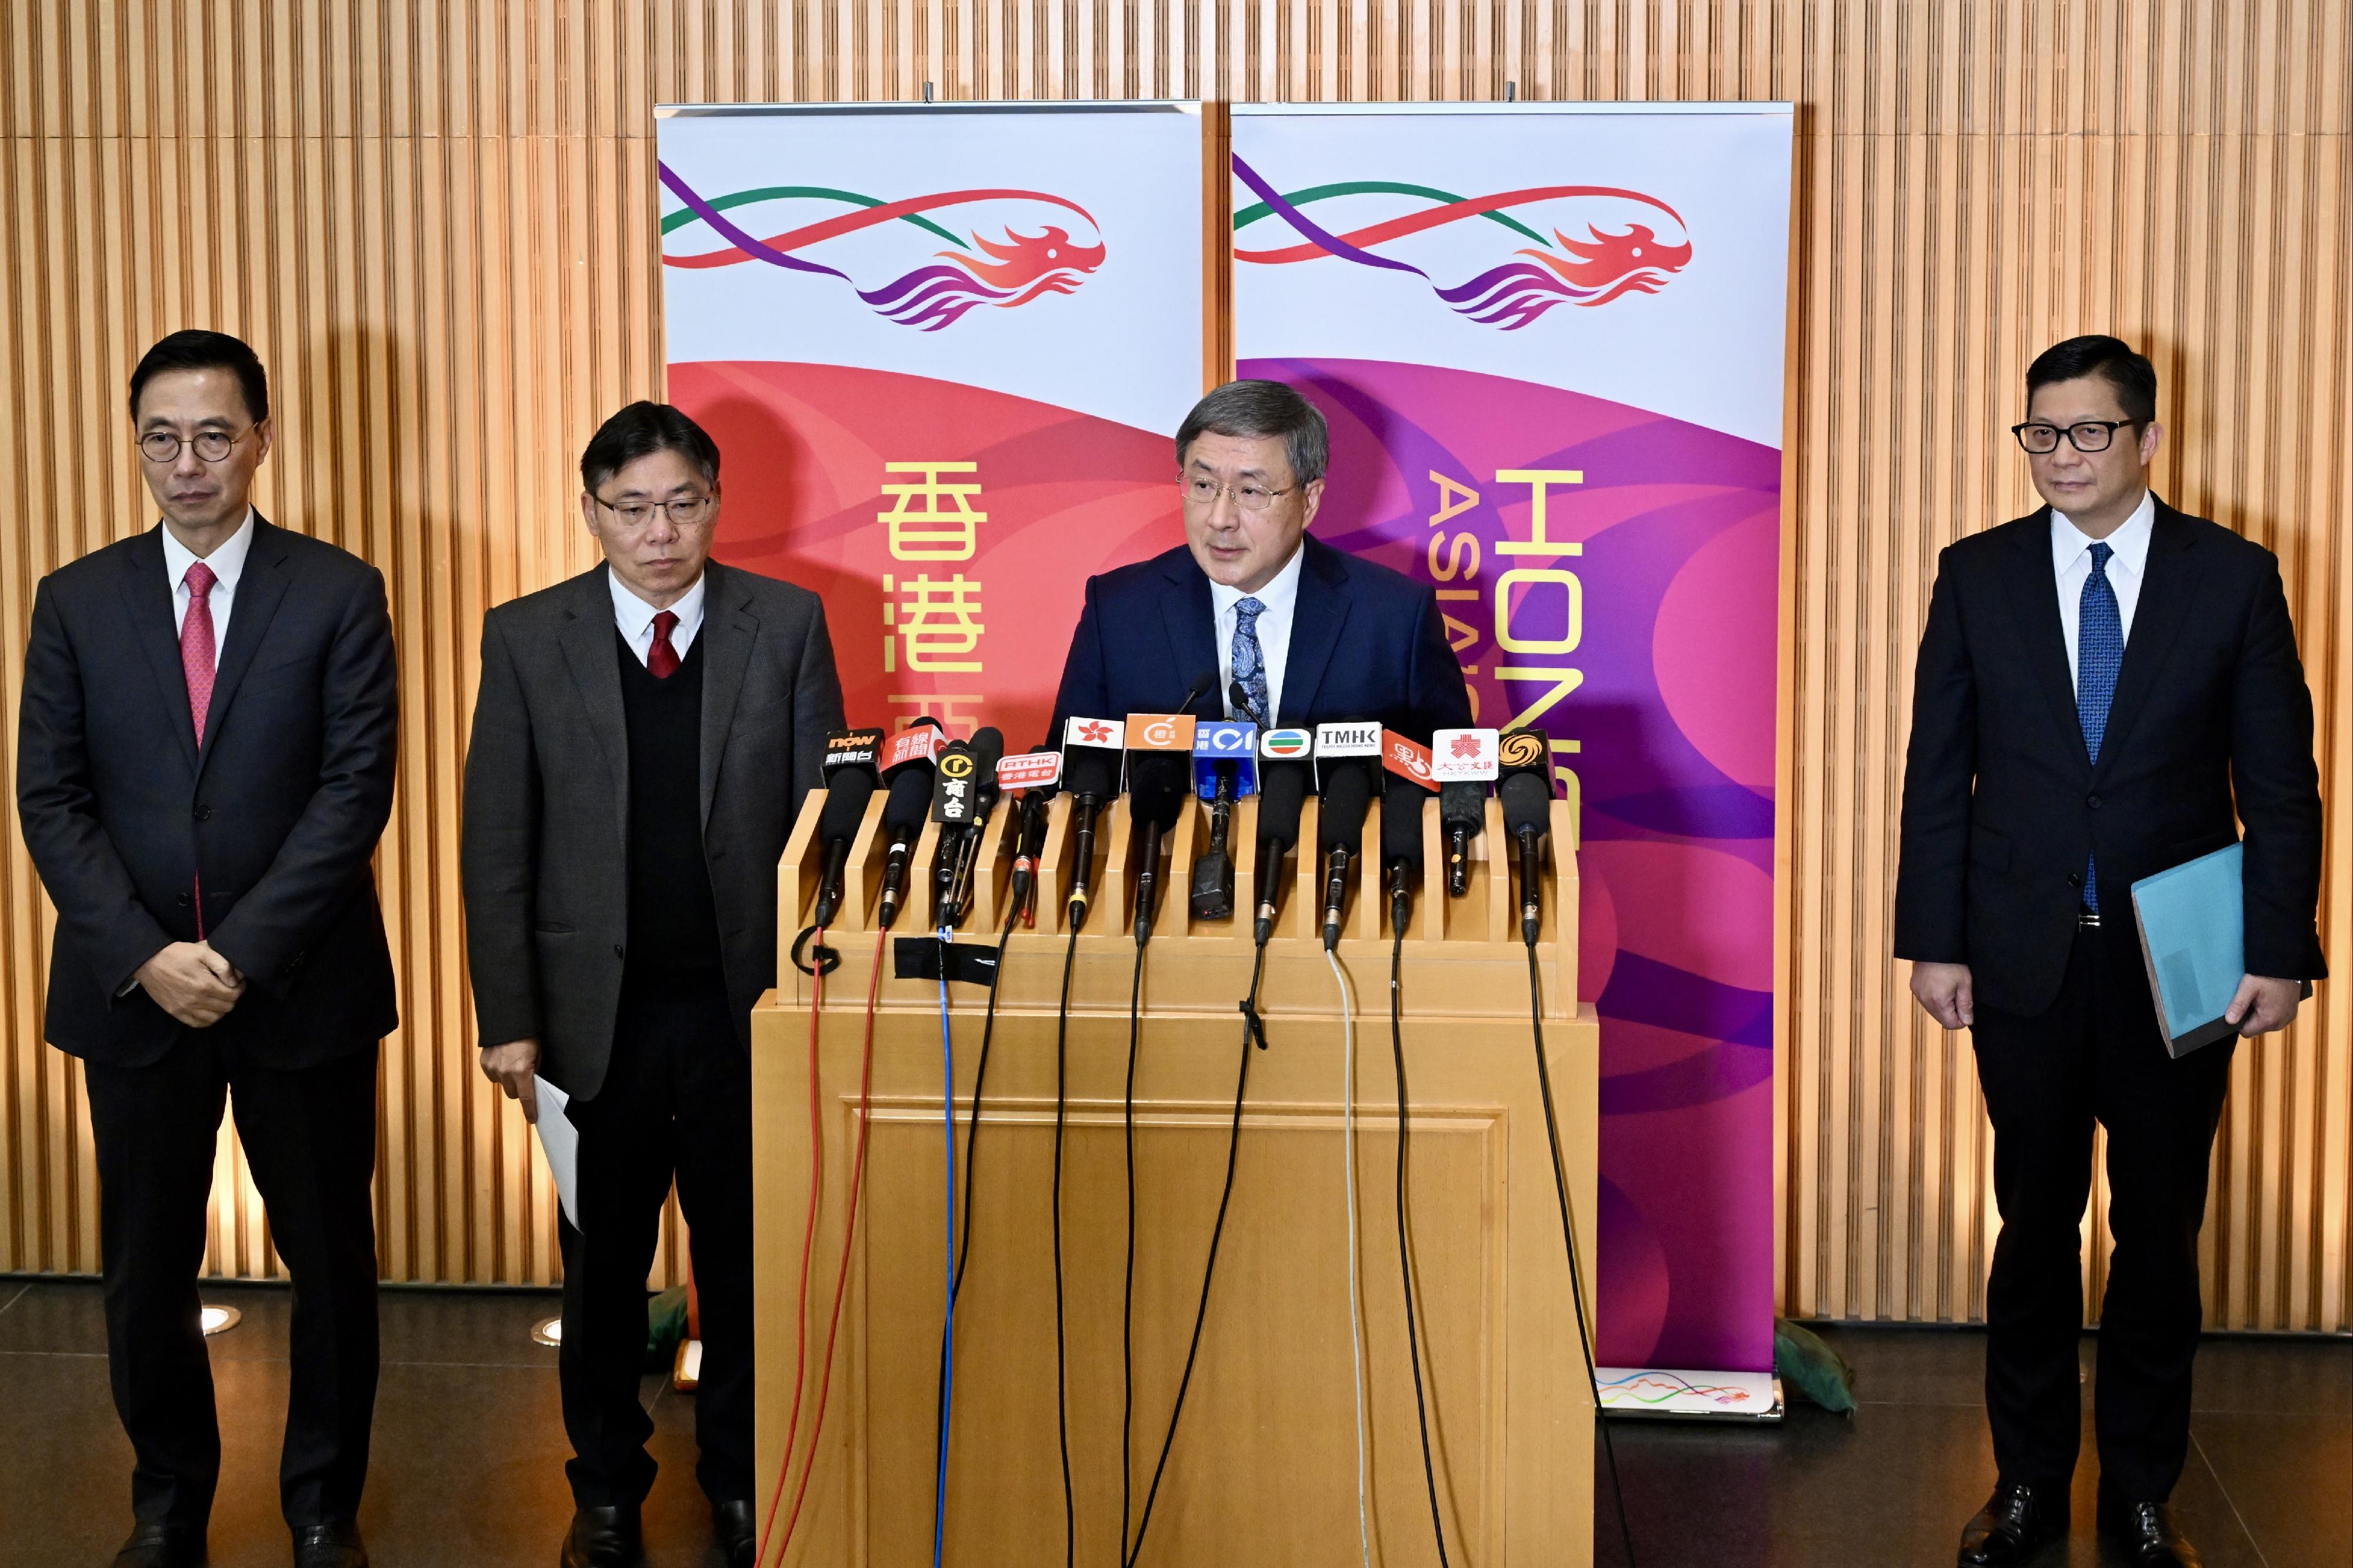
[1049,379,1472,737]
[1895,336,2325,1568]
[460,402,842,1568]
[16,330,398,1568]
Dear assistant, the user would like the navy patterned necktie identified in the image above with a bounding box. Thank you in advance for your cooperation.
[2077,541,2122,912]
[1232,596,1270,727]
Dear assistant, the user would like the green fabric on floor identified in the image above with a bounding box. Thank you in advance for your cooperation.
[1774,1319,1858,1413]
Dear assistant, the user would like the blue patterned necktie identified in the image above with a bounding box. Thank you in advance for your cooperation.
[1232,596,1271,727]
[2077,541,2122,912]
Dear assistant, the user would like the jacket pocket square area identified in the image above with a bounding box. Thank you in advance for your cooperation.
[534,922,575,936]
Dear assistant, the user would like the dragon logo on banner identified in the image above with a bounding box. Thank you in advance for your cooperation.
[656,165,1106,330]
[1232,154,1691,329]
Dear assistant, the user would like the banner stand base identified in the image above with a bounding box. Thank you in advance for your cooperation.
[1595,1367,1784,1422]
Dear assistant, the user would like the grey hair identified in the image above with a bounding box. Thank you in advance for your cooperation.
[1175,379,1329,486]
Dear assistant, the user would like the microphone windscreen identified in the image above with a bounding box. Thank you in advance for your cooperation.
[1256,760,1309,849]
[1318,764,1373,852]
[1499,770,1552,838]
[1381,783,1426,863]
[882,765,934,834]
[1438,779,1488,836]
[818,769,876,845]
[1129,754,1189,829]
[1065,746,1122,801]
[969,726,1005,776]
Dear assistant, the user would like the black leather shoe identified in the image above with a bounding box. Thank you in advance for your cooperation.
[559,1506,644,1568]
[112,1523,206,1567]
[1958,1480,2068,1566]
[292,1520,368,1568]
[2099,1499,2203,1567]
[712,1499,758,1568]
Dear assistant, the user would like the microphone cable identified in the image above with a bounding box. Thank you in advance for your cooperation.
[1323,944,1374,1568]
[1124,936,1270,1566]
[1522,940,1637,1568]
[1116,925,1148,1563]
[1391,922,1451,1567]
[762,923,889,1566]
[756,923,833,1567]
[931,923,959,1568]
[1048,923,1081,1568]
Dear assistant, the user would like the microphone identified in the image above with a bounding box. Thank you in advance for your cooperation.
[811,728,882,928]
[1376,731,1437,939]
[1314,722,1382,951]
[1176,668,1219,718]
[1122,711,1199,946]
[1188,720,1258,922]
[996,745,1063,928]
[1252,730,1312,946]
[932,726,1004,928]
[1432,726,1501,899]
[1382,782,1427,938]
[876,716,945,930]
[1496,727,1555,946]
[1061,718,1126,932]
[1228,678,1267,729]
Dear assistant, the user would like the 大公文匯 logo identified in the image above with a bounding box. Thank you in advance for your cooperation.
[659,168,1106,331]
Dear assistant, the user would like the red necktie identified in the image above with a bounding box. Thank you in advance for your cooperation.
[181,562,218,935]
[648,609,681,679]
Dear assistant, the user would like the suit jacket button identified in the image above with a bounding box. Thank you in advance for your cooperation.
[2085,793,2102,809]
[2067,872,2083,887]
[193,804,214,820]
[176,892,192,907]
[613,944,625,960]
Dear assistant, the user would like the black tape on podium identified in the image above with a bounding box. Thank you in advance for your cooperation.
[894,936,1001,989]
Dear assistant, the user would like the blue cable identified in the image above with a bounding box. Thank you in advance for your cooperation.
[932,929,957,1568]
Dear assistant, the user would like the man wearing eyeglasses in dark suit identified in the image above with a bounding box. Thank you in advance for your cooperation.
[16,330,398,1568]
[460,401,844,1568]
[1895,336,2324,1568]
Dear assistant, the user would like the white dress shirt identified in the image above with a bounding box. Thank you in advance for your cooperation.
[1208,543,1305,724]
[608,566,706,666]
[159,510,258,646]
[2051,491,2155,685]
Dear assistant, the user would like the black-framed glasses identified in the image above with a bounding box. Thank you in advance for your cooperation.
[2012,419,2138,455]
[1181,475,1294,513]
[592,491,717,528]
[137,426,256,464]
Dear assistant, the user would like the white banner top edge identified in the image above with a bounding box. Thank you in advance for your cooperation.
[658,100,1204,118]
[1229,100,1792,116]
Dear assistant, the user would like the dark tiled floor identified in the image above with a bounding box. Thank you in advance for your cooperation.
[1592,1323,2352,1568]
[2,1281,2345,1566]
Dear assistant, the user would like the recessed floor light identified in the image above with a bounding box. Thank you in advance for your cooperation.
[531,1316,563,1347]
[199,1305,241,1337]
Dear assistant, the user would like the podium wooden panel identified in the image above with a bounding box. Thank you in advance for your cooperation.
[751,782,1598,1567]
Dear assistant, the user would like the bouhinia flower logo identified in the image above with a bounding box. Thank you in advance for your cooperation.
[658,166,1106,331]
[1232,155,1691,330]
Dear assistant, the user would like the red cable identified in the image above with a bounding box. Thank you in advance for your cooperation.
[755,928,829,1562]
[766,925,888,1565]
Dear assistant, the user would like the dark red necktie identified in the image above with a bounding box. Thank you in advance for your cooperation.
[181,562,218,934]
[648,610,681,679]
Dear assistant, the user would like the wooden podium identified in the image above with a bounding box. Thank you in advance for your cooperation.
[749,777,1598,1567]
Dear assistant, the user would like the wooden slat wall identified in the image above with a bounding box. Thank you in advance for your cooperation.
[0,3,2344,1332]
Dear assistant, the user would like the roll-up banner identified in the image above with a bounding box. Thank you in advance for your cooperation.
[655,103,1207,752]
[1233,103,1793,1400]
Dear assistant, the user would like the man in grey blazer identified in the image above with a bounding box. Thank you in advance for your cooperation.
[459,402,844,1568]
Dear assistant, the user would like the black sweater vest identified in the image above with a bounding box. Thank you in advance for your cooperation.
[617,629,722,974]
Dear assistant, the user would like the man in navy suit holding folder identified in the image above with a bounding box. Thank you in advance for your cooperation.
[1895,336,2325,1568]
[1049,379,1472,739]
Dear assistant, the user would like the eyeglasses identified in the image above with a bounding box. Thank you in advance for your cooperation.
[137,426,256,465]
[1181,475,1294,513]
[592,492,716,528]
[2012,419,2139,455]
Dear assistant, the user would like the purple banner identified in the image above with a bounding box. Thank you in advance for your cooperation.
[1244,356,1779,1372]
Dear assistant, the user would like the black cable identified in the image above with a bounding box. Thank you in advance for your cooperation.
[1124,940,1270,1567]
[929,912,1018,1552]
[1524,940,1636,1568]
[1050,925,1080,1568]
[1117,937,1146,1563]
[1391,927,1451,1567]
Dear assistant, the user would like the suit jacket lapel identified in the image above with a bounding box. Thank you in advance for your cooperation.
[195,516,291,779]
[559,565,631,848]
[121,527,199,772]
[1994,510,2090,775]
[1157,553,1221,716]
[2092,501,2201,778]
[1277,538,1352,728]
[698,562,758,828]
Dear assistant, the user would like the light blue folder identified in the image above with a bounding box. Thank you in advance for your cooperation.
[2129,843,2264,1057]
